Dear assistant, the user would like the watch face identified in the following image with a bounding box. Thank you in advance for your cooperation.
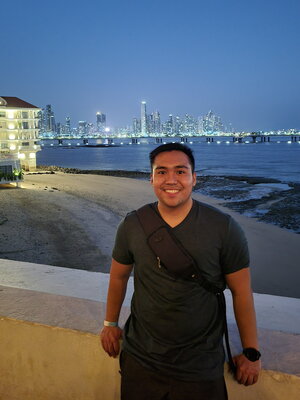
[243,348,261,361]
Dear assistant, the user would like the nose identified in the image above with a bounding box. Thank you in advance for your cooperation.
[165,171,177,184]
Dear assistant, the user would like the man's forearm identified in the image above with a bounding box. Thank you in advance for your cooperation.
[105,275,129,323]
[232,290,259,349]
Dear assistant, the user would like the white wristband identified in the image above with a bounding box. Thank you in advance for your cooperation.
[104,320,118,327]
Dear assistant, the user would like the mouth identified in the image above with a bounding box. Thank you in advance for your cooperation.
[164,189,180,194]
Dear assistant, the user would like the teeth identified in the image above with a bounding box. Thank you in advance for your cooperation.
[165,190,179,193]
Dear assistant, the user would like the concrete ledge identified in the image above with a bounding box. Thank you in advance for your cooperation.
[0,285,130,334]
[0,259,300,398]
[0,317,120,400]
[0,284,299,376]
[0,317,299,400]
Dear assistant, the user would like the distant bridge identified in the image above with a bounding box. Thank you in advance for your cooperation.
[39,133,300,146]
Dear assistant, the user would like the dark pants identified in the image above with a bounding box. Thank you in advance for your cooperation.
[120,352,228,400]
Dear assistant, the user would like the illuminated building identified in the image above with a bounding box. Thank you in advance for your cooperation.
[78,121,88,136]
[153,111,161,134]
[200,110,224,134]
[141,101,147,135]
[132,117,141,135]
[96,112,106,133]
[44,104,56,132]
[166,114,174,135]
[183,114,198,135]
[0,96,41,172]
[65,117,71,135]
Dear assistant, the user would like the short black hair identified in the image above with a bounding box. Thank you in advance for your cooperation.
[149,143,195,172]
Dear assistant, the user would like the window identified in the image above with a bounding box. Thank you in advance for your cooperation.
[22,112,28,119]
[0,112,5,118]
[22,122,29,129]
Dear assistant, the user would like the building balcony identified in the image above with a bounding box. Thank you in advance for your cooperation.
[0,258,299,400]
[18,145,41,153]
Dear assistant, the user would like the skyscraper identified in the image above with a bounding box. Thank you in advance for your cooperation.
[132,118,141,135]
[96,112,106,133]
[183,114,198,135]
[200,110,224,134]
[65,117,71,136]
[166,114,174,135]
[153,111,161,134]
[141,101,147,135]
[44,104,56,133]
[78,121,88,136]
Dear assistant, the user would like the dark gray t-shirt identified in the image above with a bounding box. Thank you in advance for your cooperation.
[112,200,249,381]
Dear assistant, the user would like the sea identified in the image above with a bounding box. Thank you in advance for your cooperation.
[36,136,300,233]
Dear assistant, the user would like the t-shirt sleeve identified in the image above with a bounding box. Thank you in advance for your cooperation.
[221,216,250,274]
[112,218,134,265]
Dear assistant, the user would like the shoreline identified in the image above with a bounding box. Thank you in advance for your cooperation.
[1,171,300,298]
[35,165,300,234]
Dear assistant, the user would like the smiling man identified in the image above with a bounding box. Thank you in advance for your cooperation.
[100,143,261,400]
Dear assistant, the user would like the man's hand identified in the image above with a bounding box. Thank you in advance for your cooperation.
[233,354,261,386]
[100,326,123,358]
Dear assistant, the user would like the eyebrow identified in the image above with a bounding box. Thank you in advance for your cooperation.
[154,165,190,170]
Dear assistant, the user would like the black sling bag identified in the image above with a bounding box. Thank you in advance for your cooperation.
[136,203,236,373]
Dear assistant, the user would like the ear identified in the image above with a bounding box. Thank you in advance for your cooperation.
[192,172,197,187]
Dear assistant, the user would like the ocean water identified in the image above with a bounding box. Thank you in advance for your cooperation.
[37,136,300,183]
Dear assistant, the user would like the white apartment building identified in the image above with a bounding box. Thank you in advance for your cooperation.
[0,97,41,177]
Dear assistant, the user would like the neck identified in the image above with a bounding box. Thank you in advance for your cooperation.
[157,198,193,227]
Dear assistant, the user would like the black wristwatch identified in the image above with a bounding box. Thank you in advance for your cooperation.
[243,348,261,362]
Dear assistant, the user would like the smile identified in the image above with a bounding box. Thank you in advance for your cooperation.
[164,189,180,193]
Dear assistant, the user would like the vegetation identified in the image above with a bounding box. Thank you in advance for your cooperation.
[0,169,23,182]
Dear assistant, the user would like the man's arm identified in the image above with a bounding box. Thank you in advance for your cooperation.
[226,267,261,386]
[100,258,133,358]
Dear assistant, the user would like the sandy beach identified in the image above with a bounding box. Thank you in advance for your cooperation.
[0,171,299,298]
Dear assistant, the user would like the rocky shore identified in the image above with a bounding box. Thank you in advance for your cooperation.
[36,166,300,233]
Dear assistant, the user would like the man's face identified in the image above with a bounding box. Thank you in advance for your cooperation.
[150,150,196,210]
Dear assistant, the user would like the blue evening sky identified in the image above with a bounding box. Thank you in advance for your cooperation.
[1,0,299,131]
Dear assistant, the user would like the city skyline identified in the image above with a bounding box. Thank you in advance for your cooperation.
[38,100,298,137]
[2,0,300,131]
[38,101,228,136]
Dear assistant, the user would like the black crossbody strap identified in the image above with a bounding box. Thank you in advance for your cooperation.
[135,203,236,374]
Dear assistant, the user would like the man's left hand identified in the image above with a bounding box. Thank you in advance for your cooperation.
[233,354,261,386]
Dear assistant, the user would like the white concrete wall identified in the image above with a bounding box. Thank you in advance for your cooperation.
[0,259,299,399]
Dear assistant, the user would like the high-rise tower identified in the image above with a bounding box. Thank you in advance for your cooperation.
[141,101,147,135]
[44,104,56,133]
[65,117,71,136]
[153,111,161,134]
[200,110,224,134]
[96,112,106,133]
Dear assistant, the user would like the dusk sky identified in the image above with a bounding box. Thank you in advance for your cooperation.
[2,0,299,131]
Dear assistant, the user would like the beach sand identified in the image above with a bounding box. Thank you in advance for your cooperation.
[1,172,299,298]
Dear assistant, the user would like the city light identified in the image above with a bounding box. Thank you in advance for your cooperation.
[36,100,299,139]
